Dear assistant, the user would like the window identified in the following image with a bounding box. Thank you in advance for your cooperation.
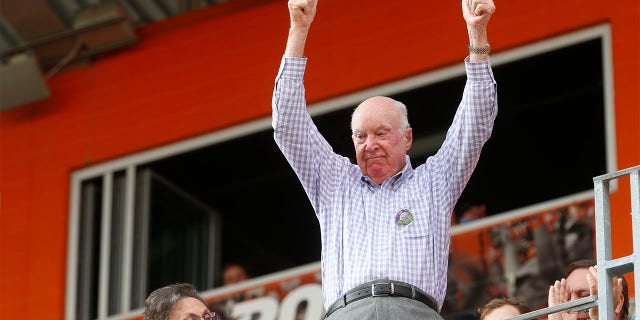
[136,169,219,302]
[66,168,220,319]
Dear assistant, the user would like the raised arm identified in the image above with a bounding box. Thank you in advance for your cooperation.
[462,0,495,62]
[274,0,342,213]
[285,0,317,57]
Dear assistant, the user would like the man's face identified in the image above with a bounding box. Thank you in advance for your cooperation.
[566,268,592,319]
[566,268,623,320]
[223,265,249,285]
[351,97,412,185]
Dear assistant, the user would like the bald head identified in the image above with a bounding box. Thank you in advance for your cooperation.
[351,96,409,133]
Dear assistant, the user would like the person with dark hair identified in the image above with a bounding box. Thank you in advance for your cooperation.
[453,202,487,224]
[272,0,497,318]
[478,298,531,320]
[222,263,250,286]
[548,259,629,320]
[143,283,219,320]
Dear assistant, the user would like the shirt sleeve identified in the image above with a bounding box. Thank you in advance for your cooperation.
[272,56,347,212]
[425,57,498,216]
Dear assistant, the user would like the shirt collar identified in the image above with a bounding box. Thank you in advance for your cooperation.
[360,155,414,191]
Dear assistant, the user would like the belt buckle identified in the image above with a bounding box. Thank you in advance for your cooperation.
[371,282,394,297]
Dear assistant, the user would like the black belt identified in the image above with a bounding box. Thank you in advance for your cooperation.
[325,280,438,318]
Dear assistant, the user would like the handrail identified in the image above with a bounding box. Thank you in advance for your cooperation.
[507,296,598,320]
[507,165,639,320]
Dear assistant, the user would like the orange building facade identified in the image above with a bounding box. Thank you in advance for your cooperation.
[1,0,638,319]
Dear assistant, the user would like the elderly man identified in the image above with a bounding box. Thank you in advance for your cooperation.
[272,0,497,318]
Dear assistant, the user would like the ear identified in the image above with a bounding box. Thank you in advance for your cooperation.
[404,127,413,150]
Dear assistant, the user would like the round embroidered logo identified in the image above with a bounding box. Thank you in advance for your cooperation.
[396,209,414,225]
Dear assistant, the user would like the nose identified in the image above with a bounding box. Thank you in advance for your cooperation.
[364,135,378,151]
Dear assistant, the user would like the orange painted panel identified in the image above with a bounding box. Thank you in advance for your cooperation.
[1,0,638,318]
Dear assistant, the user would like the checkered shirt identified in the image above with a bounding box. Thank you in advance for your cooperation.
[272,56,497,310]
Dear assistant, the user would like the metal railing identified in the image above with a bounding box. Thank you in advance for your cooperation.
[508,165,640,320]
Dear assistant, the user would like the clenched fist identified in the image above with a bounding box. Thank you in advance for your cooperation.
[289,0,318,30]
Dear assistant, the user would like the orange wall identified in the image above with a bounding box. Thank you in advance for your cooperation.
[1,0,638,318]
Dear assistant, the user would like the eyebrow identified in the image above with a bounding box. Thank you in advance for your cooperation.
[353,124,394,133]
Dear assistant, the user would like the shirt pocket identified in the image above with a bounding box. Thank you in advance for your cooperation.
[399,199,430,238]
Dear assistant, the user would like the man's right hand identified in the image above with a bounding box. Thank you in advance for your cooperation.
[285,0,318,57]
[289,0,317,31]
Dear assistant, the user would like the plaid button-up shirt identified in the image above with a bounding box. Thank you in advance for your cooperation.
[272,56,497,310]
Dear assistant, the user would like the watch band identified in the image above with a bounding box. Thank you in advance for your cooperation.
[469,43,490,54]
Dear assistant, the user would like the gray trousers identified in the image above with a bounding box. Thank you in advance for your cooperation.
[325,295,443,320]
